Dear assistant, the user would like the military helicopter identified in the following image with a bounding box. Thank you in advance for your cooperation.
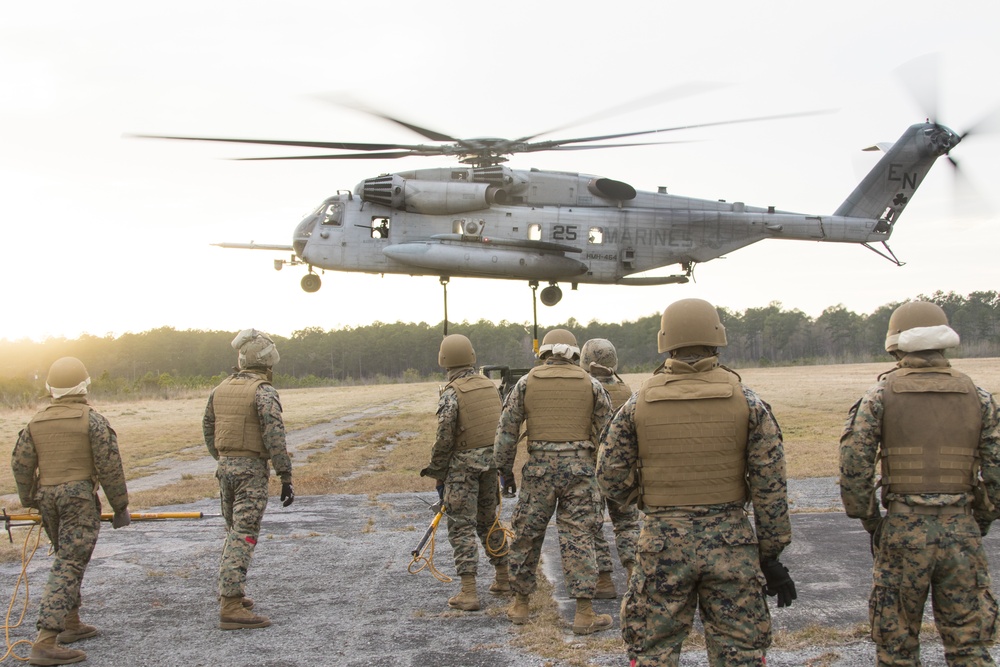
[134,76,992,325]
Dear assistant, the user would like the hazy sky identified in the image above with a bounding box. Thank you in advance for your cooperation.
[2,1,998,343]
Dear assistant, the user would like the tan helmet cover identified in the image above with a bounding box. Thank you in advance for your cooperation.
[658,298,727,353]
[438,334,476,368]
[232,329,280,369]
[538,329,580,360]
[885,301,959,352]
[46,357,91,398]
[580,338,618,371]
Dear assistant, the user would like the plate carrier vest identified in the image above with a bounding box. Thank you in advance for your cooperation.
[881,367,981,495]
[635,366,749,507]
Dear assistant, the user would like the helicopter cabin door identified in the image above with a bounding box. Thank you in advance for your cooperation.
[366,215,390,267]
[311,200,346,267]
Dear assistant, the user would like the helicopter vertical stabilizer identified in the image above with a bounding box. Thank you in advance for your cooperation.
[833,122,960,224]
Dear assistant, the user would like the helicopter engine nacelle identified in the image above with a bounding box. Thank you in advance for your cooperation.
[361,175,506,215]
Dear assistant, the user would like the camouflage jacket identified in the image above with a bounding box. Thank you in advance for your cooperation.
[12,398,129,512]
[421,367,497,481]
[597,369,791,561]
[494,359,612,476]
[203,371,293,483]
[839,354,1000,531]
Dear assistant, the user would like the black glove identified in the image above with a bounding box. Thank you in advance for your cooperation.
[500,472,516,498]
[978,518,991,537]
[112,510,131,529]
[862,515,885,556]
[760,558,796,608]
[436,482,445,501]
[280,482,294,507]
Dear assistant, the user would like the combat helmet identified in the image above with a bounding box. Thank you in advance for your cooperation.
[438,334,476,368]
[657,298,727,353]
[538,329,580,360]
[46,357,91,397]
[885,301,959,353]
[232,329,280,369]
[580,338,618,371]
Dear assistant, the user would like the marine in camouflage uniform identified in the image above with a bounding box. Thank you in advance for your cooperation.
[11,357,130,666]
[596,299,794,667]
[420,334,508,611]
[204,329,294,630]
[840,301,1000,667]
[494,329,614,635]
[580,338,640,599]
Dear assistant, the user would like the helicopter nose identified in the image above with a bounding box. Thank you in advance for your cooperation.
[293,216,317,256]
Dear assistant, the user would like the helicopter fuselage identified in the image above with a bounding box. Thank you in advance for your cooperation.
[292,165,891,288]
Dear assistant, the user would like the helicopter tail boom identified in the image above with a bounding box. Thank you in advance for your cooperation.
[833,121,960,225]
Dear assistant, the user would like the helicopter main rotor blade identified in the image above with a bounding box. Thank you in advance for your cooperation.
[523,109,835,151]
[235,151,422,161]
[531,140,697,152]
[514,82,733,143]
[128,133,425,152]
[312,93,473,147]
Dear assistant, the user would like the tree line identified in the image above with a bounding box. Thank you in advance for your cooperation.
[1,291,997,407]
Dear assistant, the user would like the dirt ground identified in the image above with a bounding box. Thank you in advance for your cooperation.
[3,488,1000,666]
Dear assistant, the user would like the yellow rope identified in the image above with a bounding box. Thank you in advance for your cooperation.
[3,519,43,662]
[409,475,516,580]
[486,479,514,559]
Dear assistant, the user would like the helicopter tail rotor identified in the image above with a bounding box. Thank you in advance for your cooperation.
[894,53,998,218]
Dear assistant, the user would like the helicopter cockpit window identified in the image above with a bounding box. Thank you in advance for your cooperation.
[370,217,390,239]
[588,227,604,244]
[528,224,542,241]
[320,202,344,226]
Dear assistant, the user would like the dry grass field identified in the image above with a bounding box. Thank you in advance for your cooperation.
[3,359,998,510]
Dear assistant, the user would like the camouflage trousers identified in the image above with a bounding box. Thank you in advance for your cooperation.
[870,513,998,666]
[36,480,101,632]
[443,463,507,575]
[595,495,640,572]
[622,509,770,667]
[508,451,602,598]
[216,457,270,598]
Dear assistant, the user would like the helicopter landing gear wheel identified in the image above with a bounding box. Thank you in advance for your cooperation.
[301,273,321,293]
[539,284,562,306]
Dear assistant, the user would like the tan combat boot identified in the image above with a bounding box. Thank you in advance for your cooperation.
[507,593,530,625]
[447,574,480,611]
[56,608,98,644]
[29,628,85,666]
[488,564,511,595]
[595,571,617,599]
[572,598,613,635]
[219,596,271,630]
[218,594,255,609]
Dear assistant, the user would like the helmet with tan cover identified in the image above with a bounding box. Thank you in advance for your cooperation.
[438,334,476,368]
[580,338,618,371]
[46,357,91,397]
[538,329,580,360]
[657,298,727,353]
[885,301,959,353]
[232,329,280,369]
